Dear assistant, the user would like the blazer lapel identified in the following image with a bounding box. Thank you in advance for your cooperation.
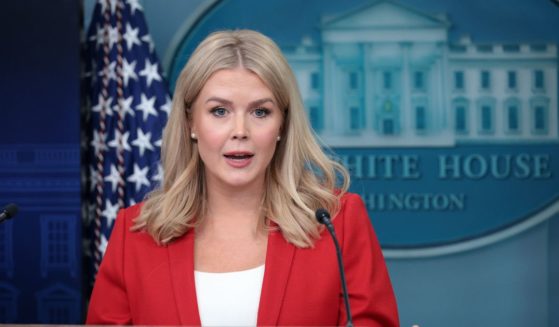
[167,230,201,326]
[257,229,296,325]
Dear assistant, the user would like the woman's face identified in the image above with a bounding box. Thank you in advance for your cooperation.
[190,68,283,192]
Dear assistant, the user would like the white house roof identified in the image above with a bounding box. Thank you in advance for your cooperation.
[321,0,450,30]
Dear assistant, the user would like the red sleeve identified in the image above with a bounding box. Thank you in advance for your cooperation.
[337,193,400,326]
[86,208,132,325]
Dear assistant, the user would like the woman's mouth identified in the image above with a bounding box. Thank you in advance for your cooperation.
[223,152,254,168]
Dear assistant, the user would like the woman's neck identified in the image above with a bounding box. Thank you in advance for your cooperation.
[200,181,266,240]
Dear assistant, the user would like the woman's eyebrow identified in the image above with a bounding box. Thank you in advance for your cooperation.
[205,96,233,106]
[249,98,275,107]
[205,97,276,107]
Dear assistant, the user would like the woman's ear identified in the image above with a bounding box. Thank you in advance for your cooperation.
[188,121,197,141]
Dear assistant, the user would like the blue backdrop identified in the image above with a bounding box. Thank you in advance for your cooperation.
[0,0,82,323]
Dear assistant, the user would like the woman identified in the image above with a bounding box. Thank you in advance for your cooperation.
[86,29,399,326]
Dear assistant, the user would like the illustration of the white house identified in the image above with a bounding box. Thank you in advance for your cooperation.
[283,0,558,147]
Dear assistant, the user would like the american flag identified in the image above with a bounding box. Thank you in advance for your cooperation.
[82,0,169,288]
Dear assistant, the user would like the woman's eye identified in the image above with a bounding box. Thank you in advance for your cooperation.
[210,107,228,117]
[253,108,270,118]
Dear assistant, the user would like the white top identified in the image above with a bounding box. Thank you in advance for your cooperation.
[194,265,265,326]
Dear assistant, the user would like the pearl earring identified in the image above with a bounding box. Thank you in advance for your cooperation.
[191,133,197,140]
[277,136,281,141]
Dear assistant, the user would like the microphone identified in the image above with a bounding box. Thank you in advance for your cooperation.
[315,208,353,327]
[0,203,19,224]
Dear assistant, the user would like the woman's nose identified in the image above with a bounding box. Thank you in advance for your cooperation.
[232,115,248,140]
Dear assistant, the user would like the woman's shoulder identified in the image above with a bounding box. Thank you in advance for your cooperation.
[340,192,362,203]
[109,202,150,242]
[339,192,366,211]
[108,202,167,252]
[335,192,370,227]
[115,202,144,226]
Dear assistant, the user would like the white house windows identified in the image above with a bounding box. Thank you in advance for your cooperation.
[415,106,426,132]
[477,98,496,134]
[481,106,492,132]
[450,95,552,139]
[349,71,359,90]
[530,97,549,134]
[453,98,469,134]
[345,70,364,132]
[379,98,399,135]
[383,71,393,90]
[44,219,70,270]
[533,70,545,91]
[310,72,320,90]
[456,106,467,133]
[307,104,322,132]
[40,215,77,277]
[453,71,465,91]
[533,106,547,132]
[350,106,363,131]
[286,33,557,143]
[413,71,425,91]
[504,98,521,133]
[480,70,491,90]
[413,97,428,133]
[507,71,517,90]
[383,118,395,135]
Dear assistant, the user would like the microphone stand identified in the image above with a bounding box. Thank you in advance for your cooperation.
[316,208,353,327]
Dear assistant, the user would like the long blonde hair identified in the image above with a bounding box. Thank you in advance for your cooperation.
[133,30,349,248]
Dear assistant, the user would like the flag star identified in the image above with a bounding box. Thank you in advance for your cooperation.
[132,128,154,155]
[107,25,120,50]
[141,34,155,53]
[136,94,158,121]
[89,24,104,49]
[100,0,119,15]
[123,23,141,50]
[139,59,162,87]
[122,59,138,86]
[89,25,118,50]
[90,130,107,154]
[108,130,132,152]
[154,138,162,147]
[89,165,101,191]
[98,61,117,82]
[127,0,143,14]
[104,164,124,192]
[128,198,137,206]
[92,94,114,116]
[114,96,135,118]
[102,199,120,227]
[152,163,164,182]
[127,163,151,192]
[99,234,109,257]
[160,96,172,116]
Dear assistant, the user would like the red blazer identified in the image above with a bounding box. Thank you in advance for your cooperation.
[86,193,399,326]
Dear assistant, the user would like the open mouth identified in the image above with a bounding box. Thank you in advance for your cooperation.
[223,153,254,160]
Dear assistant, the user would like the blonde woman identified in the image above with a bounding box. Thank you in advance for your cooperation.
[87,30,399,326]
